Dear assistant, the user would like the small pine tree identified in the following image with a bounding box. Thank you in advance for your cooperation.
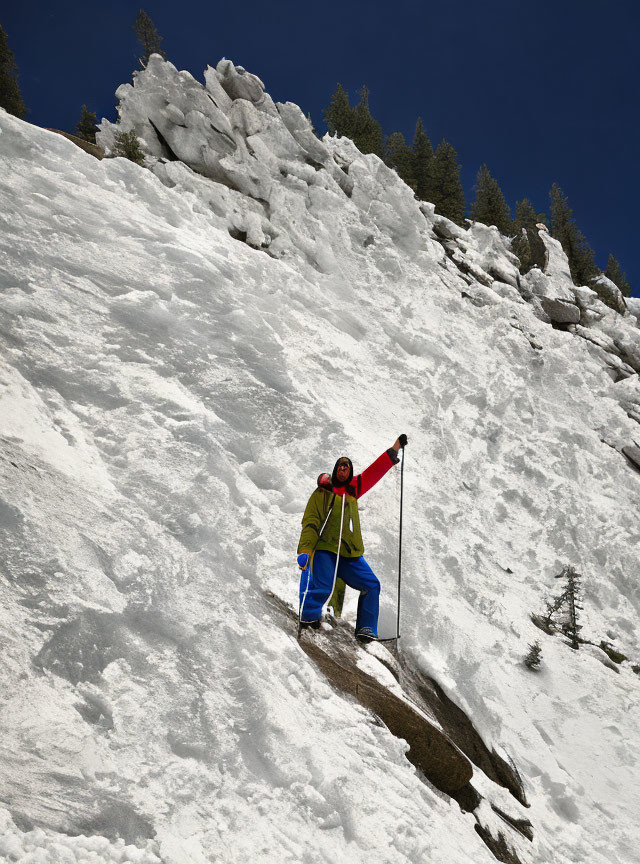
[134,9,167,68]
[533,564,584,649]
[112,129,145,165]
[424,139,466,226]
[385,131,416,189]
[0,23,27,119]
[534,592,566,634]
[524,641,543,670]
[351,85,383,157]
[76,105,98,144]
[557,565,582,650]
[512,198,547,274]
[412,117,433,201]
[604,253,632,298]
[469,164,512,234]
[549,184,599,287]
[323,83,354,139]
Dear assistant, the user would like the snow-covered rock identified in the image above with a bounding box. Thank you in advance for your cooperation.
[467,222,521,288]
[621,444,640,470]
[216,58,266,103]
[625,297,640,321]
[518,233,583,325]
[539,231,575,290]
[591,273,627,315]
[432,213,466,240]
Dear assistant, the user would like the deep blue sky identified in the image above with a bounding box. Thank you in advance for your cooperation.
[4,0,639,295]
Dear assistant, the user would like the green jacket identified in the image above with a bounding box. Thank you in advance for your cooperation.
[297,449,398,559]
[298,488,364,558]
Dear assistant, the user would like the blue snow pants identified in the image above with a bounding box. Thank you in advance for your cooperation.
[299,550,380,635]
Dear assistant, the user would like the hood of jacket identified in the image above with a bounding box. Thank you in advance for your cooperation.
[331,456,353,488]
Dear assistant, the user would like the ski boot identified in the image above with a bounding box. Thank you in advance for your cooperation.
[355,627,378,645]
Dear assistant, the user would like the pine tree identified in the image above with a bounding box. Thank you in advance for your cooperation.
[604,253,632,298]
[76,105,98,144]
[134,9,167,68]
[323,83,354,138]
[385,131,416,189]
[514,197,546,232]
[0,23,27,119]
[412,117,433,201]
[533,565,584,648]
[534,592,566,634]
[555,565,582,650]
[112,129,145,165]
[351,85,383,157]
[470,164,512,234]
[524,641,543,670]
[549,184,599,286]
[512,198,547,273]
[424,139,466,226]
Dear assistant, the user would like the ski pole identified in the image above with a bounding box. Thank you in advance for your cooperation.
[298,565,313,639]
[396,444,405,642]
[329,494,346,604]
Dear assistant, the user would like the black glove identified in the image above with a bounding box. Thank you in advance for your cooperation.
[398,434,408,448]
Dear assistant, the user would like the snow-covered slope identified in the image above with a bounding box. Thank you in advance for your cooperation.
[1,55,639,864]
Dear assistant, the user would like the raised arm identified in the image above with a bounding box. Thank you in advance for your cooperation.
[354,436,406,498]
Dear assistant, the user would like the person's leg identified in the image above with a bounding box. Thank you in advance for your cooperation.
[299,551,337,623]
[337,556,380,635]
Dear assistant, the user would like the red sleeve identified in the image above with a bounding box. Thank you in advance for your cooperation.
[354,449,399,499]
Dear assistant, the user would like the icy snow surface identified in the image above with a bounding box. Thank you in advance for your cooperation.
[1,54,640,864]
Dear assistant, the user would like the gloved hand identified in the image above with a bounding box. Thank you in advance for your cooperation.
[393,434,408,451]
[297,553,310,570]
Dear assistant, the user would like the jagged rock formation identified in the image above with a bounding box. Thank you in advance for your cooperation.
[98,56,639,357]
[98,54,640,459]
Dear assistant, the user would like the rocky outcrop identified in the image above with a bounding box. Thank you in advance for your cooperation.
[518,233,582,324]
[266,591,530,864]
[97,54,638,380]
[467,222,521,288]
[621,444,640,471]
[97,55,435,270]
[591,273,627,315]
[266,592,473,794]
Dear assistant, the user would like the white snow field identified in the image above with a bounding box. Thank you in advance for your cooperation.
[1,55,640,864]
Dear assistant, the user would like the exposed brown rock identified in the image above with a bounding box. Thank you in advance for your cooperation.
[599,641,628,664]
[492,805,534,841]
[408,664,528,807]
[46,129,105,159]
[299,634,473,793]
[266,592,472,794]
[474,825,526,864]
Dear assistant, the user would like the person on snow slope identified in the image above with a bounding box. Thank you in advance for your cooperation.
[297,435,407,644]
